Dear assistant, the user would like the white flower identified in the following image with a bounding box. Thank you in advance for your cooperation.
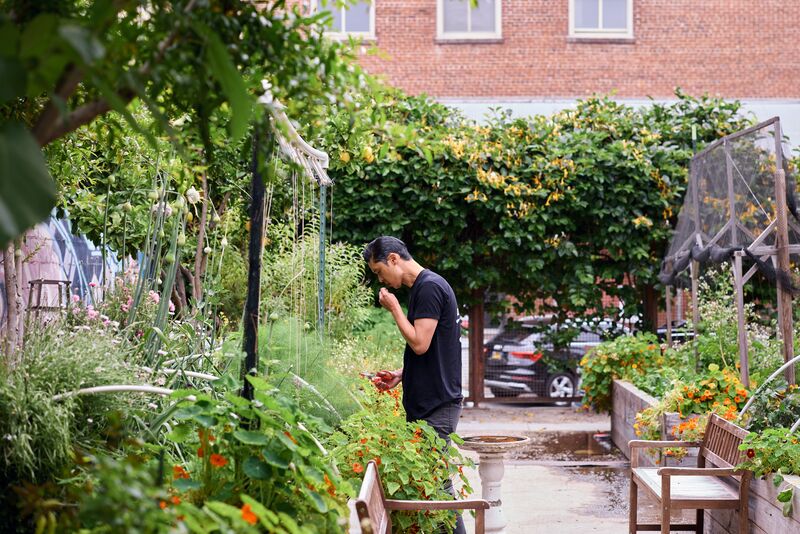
[87,418,93,424]
[220,237,228,247]
[186,186,201,205]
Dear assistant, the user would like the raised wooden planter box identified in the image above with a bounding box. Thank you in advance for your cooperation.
[611,379,800,533]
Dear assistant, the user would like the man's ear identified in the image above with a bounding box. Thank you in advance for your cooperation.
[387,252,398,265]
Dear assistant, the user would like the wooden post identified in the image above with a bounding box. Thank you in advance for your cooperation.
[665,285,673,348]
[733,253,750,387]
[726,139,749,387]
[468,293,485,406]
[241,129,268,401]
[774,120,795,384]
[690,259,700,372]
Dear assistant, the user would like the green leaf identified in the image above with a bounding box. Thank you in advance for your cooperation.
[58,24,105,64]
[205,501,242,521]
[173,477,202,491]
[243,456,270,480]
[233,429,270,446]
[385,481,400,494]
[0,22,19,55]
[777,488,793,503]
[195,23,252,142]
[246,375,271,392]
[301,487,328,514]
[20,14,58,59]
[0,122,56,247]
[166,423,192,443]
[0,57,26,104]
[193,414,217,428]
[261,448,289,469]
[173,405,204,420]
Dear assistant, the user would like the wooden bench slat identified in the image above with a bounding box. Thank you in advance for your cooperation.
[634,468,740,502]
[629,414,752,534]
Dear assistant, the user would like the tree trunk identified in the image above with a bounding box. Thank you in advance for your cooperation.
[640,283,659,333]
[468,289,486,406]
[3,242,20,364]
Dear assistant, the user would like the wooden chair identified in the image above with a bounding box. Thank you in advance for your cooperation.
[628,413,752,534]
[349,460,490,534]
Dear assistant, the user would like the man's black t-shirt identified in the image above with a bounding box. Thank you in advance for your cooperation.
[402,269,463,421]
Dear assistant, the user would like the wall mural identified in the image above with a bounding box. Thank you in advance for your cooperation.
[0,216,121,326]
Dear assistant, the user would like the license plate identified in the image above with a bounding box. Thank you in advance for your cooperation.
[490,352,503,360]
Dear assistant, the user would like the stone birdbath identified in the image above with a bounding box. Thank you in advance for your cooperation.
[459,435,530,534]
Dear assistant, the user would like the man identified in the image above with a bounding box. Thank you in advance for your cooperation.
[363,236,465,534]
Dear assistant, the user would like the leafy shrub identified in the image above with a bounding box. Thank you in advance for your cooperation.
[579,333,662,412]
[262,221,372,339]
[330,384,473,533]
[744,383,800,434]
[633,364,750,459]
[158,377,348,533]
[737,428,800,516]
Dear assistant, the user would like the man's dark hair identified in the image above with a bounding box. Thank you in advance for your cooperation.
[363,236,412,264]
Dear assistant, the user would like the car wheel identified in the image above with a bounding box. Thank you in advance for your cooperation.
[490,387,521,398]
[546,373,576,399]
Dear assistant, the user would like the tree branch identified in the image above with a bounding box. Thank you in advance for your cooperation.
[35,0,199,147]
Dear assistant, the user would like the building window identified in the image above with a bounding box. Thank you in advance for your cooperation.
[569,0,632,38]
[437,0,502,41]
[318,1,375,39]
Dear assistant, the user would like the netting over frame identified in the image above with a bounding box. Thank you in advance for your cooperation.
[659,118,800,289]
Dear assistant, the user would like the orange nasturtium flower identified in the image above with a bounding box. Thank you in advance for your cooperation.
[241,503,258,525]
[170,495,181,505]
[173,465,190,479]
[210,453,228,468]
[353,462,364,474]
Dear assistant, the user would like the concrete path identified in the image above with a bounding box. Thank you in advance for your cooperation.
[453,403,676,533]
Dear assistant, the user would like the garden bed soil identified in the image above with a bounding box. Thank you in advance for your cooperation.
[611,379,800,533]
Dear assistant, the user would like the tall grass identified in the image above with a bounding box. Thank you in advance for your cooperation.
[0,322,142,483]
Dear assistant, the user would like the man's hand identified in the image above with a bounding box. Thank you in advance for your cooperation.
[372,369,402,391]
[378,288,401,313]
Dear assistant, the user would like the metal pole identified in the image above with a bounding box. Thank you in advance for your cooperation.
[773,120,795,385]
[241,128,268,401]
[318,184,326,333]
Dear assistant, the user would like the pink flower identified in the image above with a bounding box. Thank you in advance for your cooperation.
[71,294,80,303]
[148,290,160,304]
[168,301,175,313]
[87,308,99,320]
[89,282,97,288]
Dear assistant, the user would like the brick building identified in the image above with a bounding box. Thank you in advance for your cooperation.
[310,0,800,143]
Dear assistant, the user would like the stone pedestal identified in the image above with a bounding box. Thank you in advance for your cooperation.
[459,435,530,534]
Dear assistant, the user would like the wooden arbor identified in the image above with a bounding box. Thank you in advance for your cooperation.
[660,117,797,387]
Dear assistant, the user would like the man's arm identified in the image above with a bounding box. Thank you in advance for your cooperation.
[379,288,438,355]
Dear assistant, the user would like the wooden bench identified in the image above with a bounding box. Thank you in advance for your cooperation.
[349,460,491,534]
[628,413,752,534]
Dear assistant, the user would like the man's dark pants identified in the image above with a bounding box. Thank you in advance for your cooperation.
[422,400,466,534]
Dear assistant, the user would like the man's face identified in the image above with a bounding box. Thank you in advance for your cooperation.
[368,254,402,289]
